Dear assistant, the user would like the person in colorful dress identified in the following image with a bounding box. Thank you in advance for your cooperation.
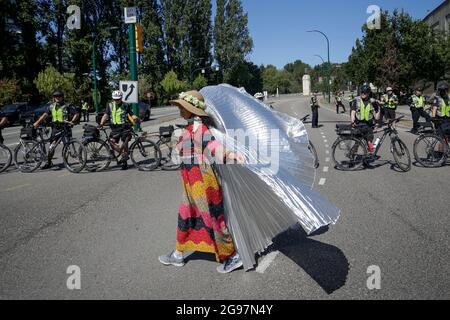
[159,90,244,274]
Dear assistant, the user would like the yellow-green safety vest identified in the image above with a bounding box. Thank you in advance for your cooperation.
[356,99,374,122]
[383,94,397,109]
[110,102,129,125]
[437,97,450,118]
[50,103,69,123]
[411,95,424,109]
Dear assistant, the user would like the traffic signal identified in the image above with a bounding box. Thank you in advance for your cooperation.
[135,23,143,53]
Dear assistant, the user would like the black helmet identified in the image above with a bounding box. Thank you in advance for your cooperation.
[360,85,371,94]
[437,83,449,91]
[52,90,64,97]
[414,86,423,92]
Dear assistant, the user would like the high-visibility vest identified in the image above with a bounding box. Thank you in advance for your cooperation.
[50,103,69,123]
[82,102,89,111]
[411,95,424,109]
[383,94,397,109]
[356,98,374,122]
[109,102,129,125]
[437,96,450,118]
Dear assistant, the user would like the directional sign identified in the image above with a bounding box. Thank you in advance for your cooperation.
[124,7,137,24]
[119,81,138,104]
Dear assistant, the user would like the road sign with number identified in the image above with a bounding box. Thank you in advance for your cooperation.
[119,81,138,104]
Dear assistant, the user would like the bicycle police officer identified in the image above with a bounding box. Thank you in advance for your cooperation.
[380,87,398,123]
[33,90,80,169]
[431,83,450,136]
[99,90,140,170]
[350,85,380,153]
[409,87,431,134]
[310,90,320,128]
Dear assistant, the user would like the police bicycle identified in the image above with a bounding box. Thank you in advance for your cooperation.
[146,124,187,171]
[0,141,12,173]
[332,116,411,172]
[82,124,160,172]
[413,119,449,168]
[13,119,86,173]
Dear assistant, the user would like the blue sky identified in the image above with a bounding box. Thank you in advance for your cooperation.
[239,0,444,69]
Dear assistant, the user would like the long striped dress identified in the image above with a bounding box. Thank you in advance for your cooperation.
[175,121,236,262]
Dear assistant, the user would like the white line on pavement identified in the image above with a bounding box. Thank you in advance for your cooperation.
[325,145,329,148]
[256,251,279,274]
[323,166,329,172]
[326,150,330,154]
[319,178,326,186]
[325,157,330,162]
[3,183,32,192]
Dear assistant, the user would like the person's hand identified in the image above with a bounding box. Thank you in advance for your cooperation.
[351,122,356,128]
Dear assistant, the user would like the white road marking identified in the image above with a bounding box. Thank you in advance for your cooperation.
[323,166,329,172]
[325,145,329,148]
[325,157,330,162]
[319,178,326,185]
[3,183,32,192]
[324,140,328,143]
[325,150,330,154]
[256,251,279,274]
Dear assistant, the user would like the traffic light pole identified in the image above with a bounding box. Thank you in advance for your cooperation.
[128,23,138,117]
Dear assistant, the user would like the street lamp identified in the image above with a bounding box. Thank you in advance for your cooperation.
[92,27,119,114]
[307,30,331,103]
[191,65,220,86]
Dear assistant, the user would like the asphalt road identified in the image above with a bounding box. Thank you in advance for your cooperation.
[0,96,448,300]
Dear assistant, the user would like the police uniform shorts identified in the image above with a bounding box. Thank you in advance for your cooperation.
[110,126,132,143]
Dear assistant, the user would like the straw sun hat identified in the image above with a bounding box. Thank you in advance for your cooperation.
[170,90,208,117]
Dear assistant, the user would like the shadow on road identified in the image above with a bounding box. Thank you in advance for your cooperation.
[271,225,349,295]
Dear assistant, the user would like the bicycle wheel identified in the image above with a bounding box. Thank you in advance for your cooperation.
[84,139,112,172]
[13,141,44,173]
[159,140,181,171]
[391,138,411,172]
[0,144,12,173]
[413,134,448,168]
[62,140,87,173]
[332,137,367,171]
[130,138,161,171]
[308,140,319,169]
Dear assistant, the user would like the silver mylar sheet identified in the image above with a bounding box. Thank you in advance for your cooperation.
[200,85,340,270]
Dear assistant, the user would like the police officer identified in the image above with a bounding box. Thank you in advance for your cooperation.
[335,91,346,114]
[350,85,380,153]
[431,83,450,136]
[380,87,398,123]
[409,87,431,134]
[81,100,90,122]
[310,91,320,128]
[99,90,140,170]
[33,90,80,169]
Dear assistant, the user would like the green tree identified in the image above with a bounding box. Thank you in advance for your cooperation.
[214,0,253,80]
[160,70,188,101]
[192,75,208,90]
[0,78,22,105]
[224,61,262,95]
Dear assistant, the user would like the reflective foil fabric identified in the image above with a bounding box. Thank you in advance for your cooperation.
[200,85,340,270]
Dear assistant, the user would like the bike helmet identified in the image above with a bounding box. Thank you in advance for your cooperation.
[52,90,64,97]
[386,87,393,92]
[112,90,123,100]
[360,85,371,94]
[437,83,449,91]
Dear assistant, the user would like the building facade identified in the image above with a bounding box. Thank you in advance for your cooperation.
[423,0,450,32]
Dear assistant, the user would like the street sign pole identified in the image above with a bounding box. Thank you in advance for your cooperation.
[128,23,138,118]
